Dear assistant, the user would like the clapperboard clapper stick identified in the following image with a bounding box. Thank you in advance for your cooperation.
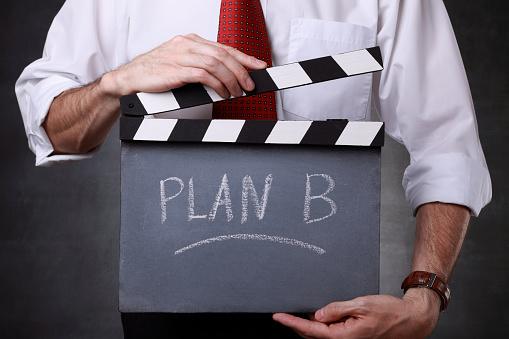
[120,47,383,116]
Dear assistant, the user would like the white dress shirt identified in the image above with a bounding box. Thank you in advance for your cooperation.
[15,0,492,216]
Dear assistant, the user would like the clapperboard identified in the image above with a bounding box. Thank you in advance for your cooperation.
[119,47,384,313]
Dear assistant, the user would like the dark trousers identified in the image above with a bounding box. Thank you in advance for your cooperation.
[121,313,304,338]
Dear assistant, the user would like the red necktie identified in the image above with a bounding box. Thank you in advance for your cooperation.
[213,0,277,120]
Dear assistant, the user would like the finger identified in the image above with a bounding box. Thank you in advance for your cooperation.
[161,34,250,96]
[273,313,330,339]
[218,43,268,70]
[315,301,360,324]
[186,33,267,70]
[187,43,256,95]
[174,43,246,97]
[185,33,268,94]
[182,67,231,99]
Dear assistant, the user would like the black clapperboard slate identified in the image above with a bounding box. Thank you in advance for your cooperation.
[119,47,384,313]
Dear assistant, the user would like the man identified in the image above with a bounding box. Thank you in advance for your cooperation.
[16,0,491,338]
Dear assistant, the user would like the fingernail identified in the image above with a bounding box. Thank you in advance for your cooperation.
[234,84,244,97]
[246,77,254,91]
[256,59,267,67]
[315,309,324,321]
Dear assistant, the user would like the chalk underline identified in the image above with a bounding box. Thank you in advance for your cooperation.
[174,234,326,256]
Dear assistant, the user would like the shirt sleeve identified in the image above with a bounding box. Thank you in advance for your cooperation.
[15,0,118,167]
[374,0,492,216]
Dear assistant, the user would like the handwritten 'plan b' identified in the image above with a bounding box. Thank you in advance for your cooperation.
[159,173,338,255]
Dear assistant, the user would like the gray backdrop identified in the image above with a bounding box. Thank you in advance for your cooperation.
[1,0,507,337]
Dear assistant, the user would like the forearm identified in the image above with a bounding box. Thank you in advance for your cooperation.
[412,202,470,280]
[43,74,121,155]
[403,202,471,319]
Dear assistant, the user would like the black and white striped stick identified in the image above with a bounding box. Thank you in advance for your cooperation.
[120,47,383,116]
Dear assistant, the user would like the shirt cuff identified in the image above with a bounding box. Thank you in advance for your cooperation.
[402,153,492,217]
[26,75,98,166]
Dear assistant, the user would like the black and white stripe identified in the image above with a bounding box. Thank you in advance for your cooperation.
[120,117,384,147]
[120,47,383,116]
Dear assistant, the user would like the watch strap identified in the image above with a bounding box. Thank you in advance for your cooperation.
[401,271,451,312]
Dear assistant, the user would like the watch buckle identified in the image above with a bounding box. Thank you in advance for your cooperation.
[410,271,437,288]
[427,273,437,288]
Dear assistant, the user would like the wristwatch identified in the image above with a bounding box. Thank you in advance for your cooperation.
[401,271,451,312]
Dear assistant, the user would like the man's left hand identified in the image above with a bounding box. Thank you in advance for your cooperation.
[273,288,441,339]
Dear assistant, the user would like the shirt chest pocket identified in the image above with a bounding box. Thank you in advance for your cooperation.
[282,18,376,121]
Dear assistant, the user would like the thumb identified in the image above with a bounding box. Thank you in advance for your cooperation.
[315,302,357,323]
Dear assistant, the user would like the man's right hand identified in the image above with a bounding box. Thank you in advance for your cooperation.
[45,34,266,155]
[101,33,267,98]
